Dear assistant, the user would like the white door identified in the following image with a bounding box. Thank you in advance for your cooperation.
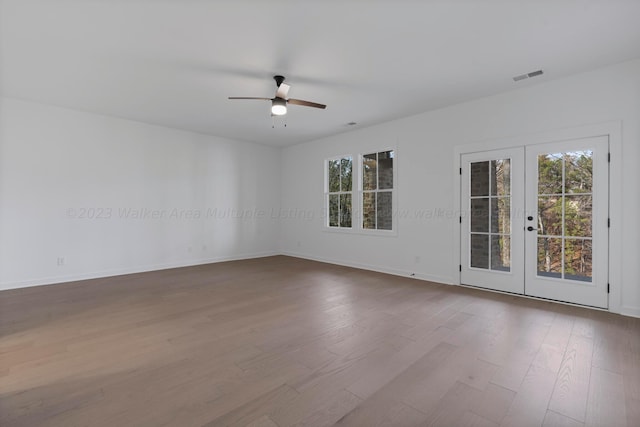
[461,136,609,308]
[524,136,609,308]
[461,148,525,294]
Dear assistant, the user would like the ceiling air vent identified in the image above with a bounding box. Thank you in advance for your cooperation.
[513,69,544,82]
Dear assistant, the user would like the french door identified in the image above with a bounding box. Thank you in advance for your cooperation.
[460,136,609,308]
[460,147,525,294]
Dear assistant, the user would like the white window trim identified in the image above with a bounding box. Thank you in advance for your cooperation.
[324,155,354,230]
[357,148,398,236]
[323,148,398,236]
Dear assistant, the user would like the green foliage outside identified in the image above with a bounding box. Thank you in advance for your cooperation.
[328,158,352,228]
[537,151,593,280]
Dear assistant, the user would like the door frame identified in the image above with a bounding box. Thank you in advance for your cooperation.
[453,122,622,313]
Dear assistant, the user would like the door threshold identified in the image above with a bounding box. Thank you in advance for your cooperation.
[458,282,609,312]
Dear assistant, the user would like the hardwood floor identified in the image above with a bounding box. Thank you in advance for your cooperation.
[1,256,639,426]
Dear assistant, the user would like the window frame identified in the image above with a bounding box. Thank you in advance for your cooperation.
[359,148,397,235]
[323,147,397,236]
[324,155,354,230]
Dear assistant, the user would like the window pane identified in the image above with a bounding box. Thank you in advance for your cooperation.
[538,196,562,236]
[340,194,352,228]
[340,157,353,192]
[565,151,593,194]
[564,195,592,237]
[363,154,377,191]
[470,234,489,269]
[537,237,562,278]
[538,153,563,195]
[328,160,340,192]
[377,192,392,230]
[491,197,510,234]
[490,159,511,196]
[564,239,592,282]
[329,194,339,227]
[378,151,393,189]
[470,161,489,197]
[471,198,489,232]
[491,235,510,272]
[363,192,376,229]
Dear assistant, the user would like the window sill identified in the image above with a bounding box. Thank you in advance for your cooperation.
[322,226,398,237]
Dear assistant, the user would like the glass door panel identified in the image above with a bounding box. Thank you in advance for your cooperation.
[469,159,512,272]
[535,151,593,282]
[461,148,524,294]
[525,136,608,308]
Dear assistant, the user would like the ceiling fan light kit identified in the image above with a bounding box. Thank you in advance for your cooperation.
[229,75,326,118]
[271,97,287,116]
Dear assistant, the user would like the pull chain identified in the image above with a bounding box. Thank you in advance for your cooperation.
[271,115,288,128]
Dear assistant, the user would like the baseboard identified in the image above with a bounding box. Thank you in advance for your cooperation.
[281,252,640,319]
[0,251,279,291]
[620,306,640,319]
[4,252,637,320]
[280,251,454,285]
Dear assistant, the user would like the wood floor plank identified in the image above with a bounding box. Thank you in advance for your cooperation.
[469,383,516,424]
[543,410,585,427]
[244,415,279,427]
[490,359,534,392]
[423,381,484,426]
[497,363,559,427]
[200,384,299,427]
[622,350,640,427]
[334,395,429,426]
[458,410,500,427]
[332,342,457,425]
[293,389,362,427]
[458,356,500,391]
[548,334,594,422]
[346,326,453,400]
[0,256,638,427]
[499,313,574,427]
[585,366,627,427]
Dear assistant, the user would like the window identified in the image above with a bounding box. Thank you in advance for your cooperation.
[362,150,394,230]
[326,157,353,228]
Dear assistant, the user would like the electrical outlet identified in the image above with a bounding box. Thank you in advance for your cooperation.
[57,257,65,266]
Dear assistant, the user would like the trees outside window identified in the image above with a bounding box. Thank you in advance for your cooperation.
[362,150,394,231]
[327,157,352,228]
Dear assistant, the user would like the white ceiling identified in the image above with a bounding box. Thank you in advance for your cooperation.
[2,0,640,147]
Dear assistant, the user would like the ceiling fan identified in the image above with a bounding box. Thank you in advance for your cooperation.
[229,75,326,116]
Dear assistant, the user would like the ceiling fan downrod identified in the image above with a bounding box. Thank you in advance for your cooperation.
[274,75,285,87]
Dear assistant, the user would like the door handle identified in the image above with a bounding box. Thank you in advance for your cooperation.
[527,226,537,231]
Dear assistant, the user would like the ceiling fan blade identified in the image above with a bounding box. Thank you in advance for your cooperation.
[288,98,326,109]
[228,97,272,100]
[275,83,290,99]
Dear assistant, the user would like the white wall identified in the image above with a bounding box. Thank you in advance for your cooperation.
[2,60,639,317]
[280,59,640,317]
[0,97,281,289]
